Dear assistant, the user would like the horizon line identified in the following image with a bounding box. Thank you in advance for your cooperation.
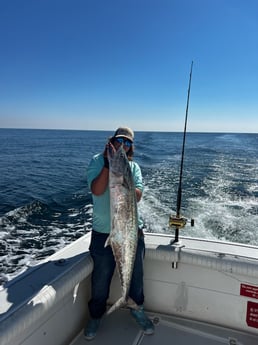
[0,127,257,135]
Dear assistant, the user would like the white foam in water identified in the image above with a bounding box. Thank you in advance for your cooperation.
[140,186,258,244]
[248,183,258,194]
[185,154,258,245]
[139,146,258,245]
[190,197,258,244]
[139,185,179,235]
[0,200,93,284]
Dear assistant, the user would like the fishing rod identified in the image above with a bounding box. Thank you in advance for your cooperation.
[169,61,194,243]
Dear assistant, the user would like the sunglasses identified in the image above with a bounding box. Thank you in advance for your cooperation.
[115,137,133,148]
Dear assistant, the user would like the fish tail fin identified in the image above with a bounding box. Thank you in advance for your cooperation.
[106,297,127,315]
[106,297,139,315]
[127,297,139,310]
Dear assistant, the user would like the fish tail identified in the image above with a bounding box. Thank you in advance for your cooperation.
[106,297,139,315]
[106,297,127,315]
[127,297,139,310]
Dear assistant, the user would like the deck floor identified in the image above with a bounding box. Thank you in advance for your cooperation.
[70,309,258,345]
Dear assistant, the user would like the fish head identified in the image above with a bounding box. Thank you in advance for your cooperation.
[107,144,130,178]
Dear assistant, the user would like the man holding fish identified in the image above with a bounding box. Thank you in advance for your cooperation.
[85,127,154,340]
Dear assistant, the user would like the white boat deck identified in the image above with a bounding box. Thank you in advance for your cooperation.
[70,309,258,345]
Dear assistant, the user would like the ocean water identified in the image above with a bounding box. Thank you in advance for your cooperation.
[0,129,257,284]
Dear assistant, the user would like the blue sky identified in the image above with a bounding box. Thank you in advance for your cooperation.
[0,0,257,132]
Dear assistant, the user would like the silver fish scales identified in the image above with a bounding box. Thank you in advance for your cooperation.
[105,145,139,315]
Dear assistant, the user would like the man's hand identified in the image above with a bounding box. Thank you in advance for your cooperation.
[103,141,116,169]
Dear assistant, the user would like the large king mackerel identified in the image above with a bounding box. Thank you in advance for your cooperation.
[105,145,139,315]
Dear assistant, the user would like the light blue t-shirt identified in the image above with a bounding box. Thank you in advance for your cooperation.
[87,153,144,234]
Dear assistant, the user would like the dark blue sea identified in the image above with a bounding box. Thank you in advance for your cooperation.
[0,129,257,284]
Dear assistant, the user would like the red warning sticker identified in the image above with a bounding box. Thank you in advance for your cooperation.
[246,301,258,328]
[240,284,258,300]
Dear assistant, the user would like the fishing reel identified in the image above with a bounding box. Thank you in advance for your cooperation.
[169,215,194,228]
[169,215,194,245]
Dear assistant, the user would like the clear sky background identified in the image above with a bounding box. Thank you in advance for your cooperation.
[0,0,257,132]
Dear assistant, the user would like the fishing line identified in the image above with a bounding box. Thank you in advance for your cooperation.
[170,61,194,243]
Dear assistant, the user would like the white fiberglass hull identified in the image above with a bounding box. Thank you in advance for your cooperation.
[1,232,258,344]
